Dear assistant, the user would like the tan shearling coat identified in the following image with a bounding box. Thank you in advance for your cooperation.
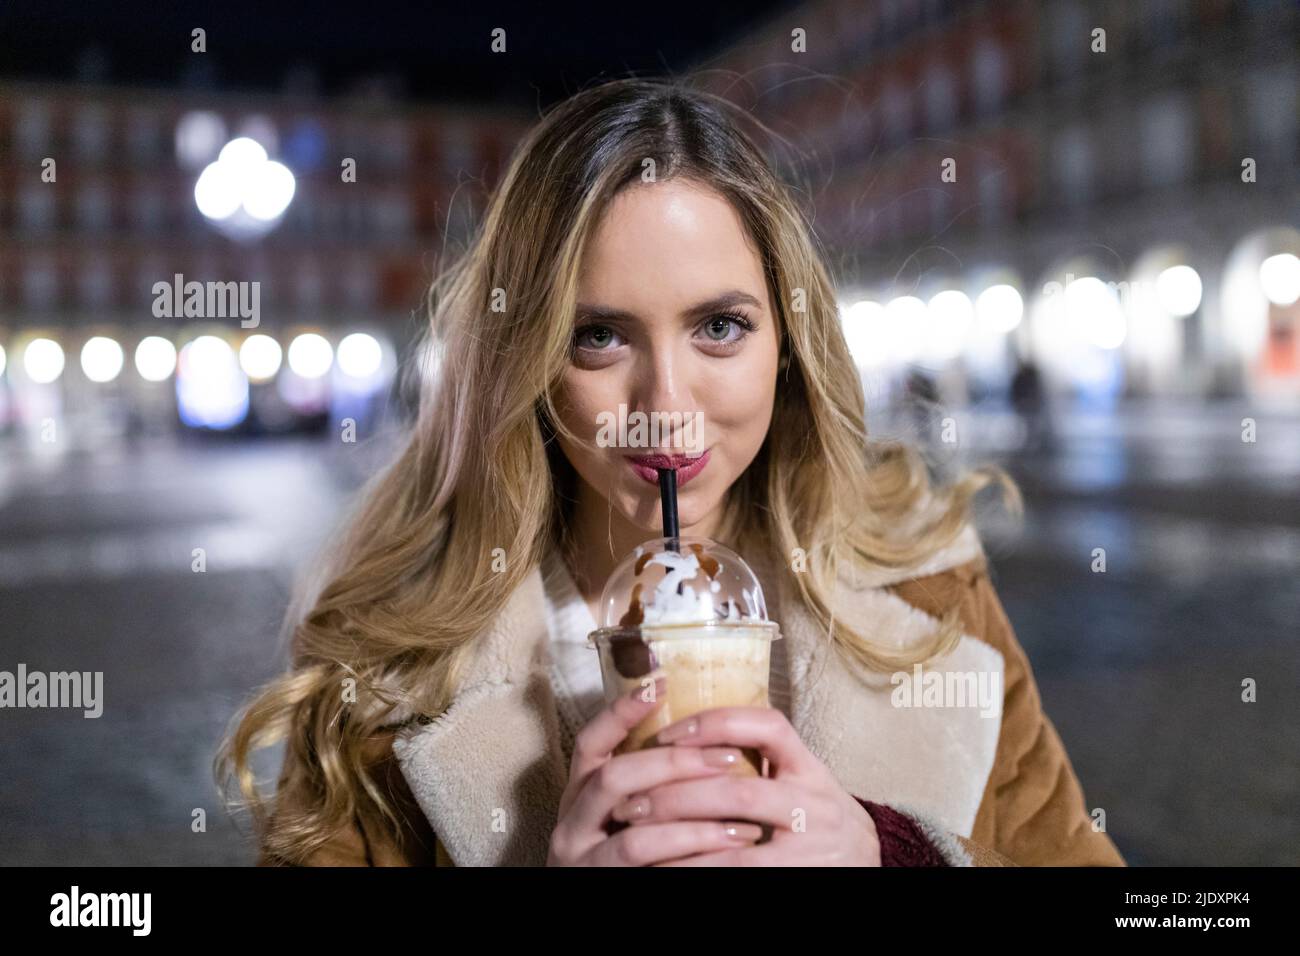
[257,525,1125,868]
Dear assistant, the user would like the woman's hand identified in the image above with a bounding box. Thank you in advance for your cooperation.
[546,678,769,866]
[611,706,882,866]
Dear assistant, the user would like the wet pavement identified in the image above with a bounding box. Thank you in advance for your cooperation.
[965,404,1300,867]
[0,402,1296,865]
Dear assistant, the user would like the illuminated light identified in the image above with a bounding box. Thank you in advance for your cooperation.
[243,161,296,221]
[840,300,886,367]
[176,335,248,429]
[1258,252,1300,306]
[1155,265,1202,316]
[975,284,1024,333]
[175,111,226,168]
[23,338,65,384]
[194,137,296,232]
[217,136,268,172]
[80,336,125,383]
[925,290,974,361]
[135,336,177,382]
[337,332,383,379]
[287,333,333,379]
[1065,277,1127,350]
[0,343,6,377]
[883,296,928,362]
[239,334,283,382]
[194,162,242,220]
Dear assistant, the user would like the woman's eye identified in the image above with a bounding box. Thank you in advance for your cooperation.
[698,312,754,346]
[574,325,622,350]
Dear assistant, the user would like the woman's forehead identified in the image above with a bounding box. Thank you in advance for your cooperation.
[578,181,767,312]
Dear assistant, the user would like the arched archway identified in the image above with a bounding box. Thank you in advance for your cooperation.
[1220,227,1300,401]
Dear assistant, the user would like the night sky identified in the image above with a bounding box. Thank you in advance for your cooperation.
[0,0,799,107]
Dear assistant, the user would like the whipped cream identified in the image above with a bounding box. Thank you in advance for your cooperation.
[638,549,761,625]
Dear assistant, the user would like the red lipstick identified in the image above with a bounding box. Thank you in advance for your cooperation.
[625,448,710,487]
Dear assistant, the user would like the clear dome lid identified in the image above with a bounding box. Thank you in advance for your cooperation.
[596,536,770,630]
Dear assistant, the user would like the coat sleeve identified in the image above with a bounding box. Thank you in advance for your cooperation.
[844,793,1015,866]
[885,558,1126,867]
[255,728,445,867]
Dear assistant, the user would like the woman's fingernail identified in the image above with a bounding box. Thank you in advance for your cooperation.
[702,748,739,768]
[658,717,698,743]
[724,823,764,842]
[615,796,651,821]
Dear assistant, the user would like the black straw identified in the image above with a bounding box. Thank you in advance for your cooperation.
[657,467,679,551]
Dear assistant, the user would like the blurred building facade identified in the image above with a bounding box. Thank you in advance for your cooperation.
[0,80,528,442]
[697,0,1300,408]
[0,0,1297,451]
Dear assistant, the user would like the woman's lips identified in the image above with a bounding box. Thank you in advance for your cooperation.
[625,448,711,487]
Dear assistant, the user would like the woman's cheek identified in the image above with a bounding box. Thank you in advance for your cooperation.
[560,388,625,485]
[702,367,776,455]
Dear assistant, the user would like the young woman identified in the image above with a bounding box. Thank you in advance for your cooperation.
[216,77,1125,868]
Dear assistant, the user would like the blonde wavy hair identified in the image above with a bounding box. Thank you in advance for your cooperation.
[215,75,1018,864]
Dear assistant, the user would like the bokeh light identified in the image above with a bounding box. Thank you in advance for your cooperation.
[134,336,178,382]
[239,334,284,382]
[287,333,333,379]
[80,336,125,383]
[176,335,249,429]
[23,338,65,384]
[1156,265,1203,316]
[336,332,383,379]
[1259,253,1300,306]
[975,284,1024,334]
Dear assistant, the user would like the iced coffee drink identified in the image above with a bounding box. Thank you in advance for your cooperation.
[588,538,781,778]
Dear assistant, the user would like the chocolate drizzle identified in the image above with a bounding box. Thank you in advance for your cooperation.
[618,582,644,627]
[689,542,720,579]
[608,631,657,678]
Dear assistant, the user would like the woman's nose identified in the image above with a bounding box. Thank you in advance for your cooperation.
[632,340,689,406]
[628,345,700,447]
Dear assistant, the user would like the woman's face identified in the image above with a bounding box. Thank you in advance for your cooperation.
[555,178,780,536]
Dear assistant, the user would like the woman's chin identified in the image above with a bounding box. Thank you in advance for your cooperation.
[612,504,699,540]
[638,506,721,539]
[608,481,724,540]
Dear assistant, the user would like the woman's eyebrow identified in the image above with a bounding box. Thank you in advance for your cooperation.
[574,290,762,325]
